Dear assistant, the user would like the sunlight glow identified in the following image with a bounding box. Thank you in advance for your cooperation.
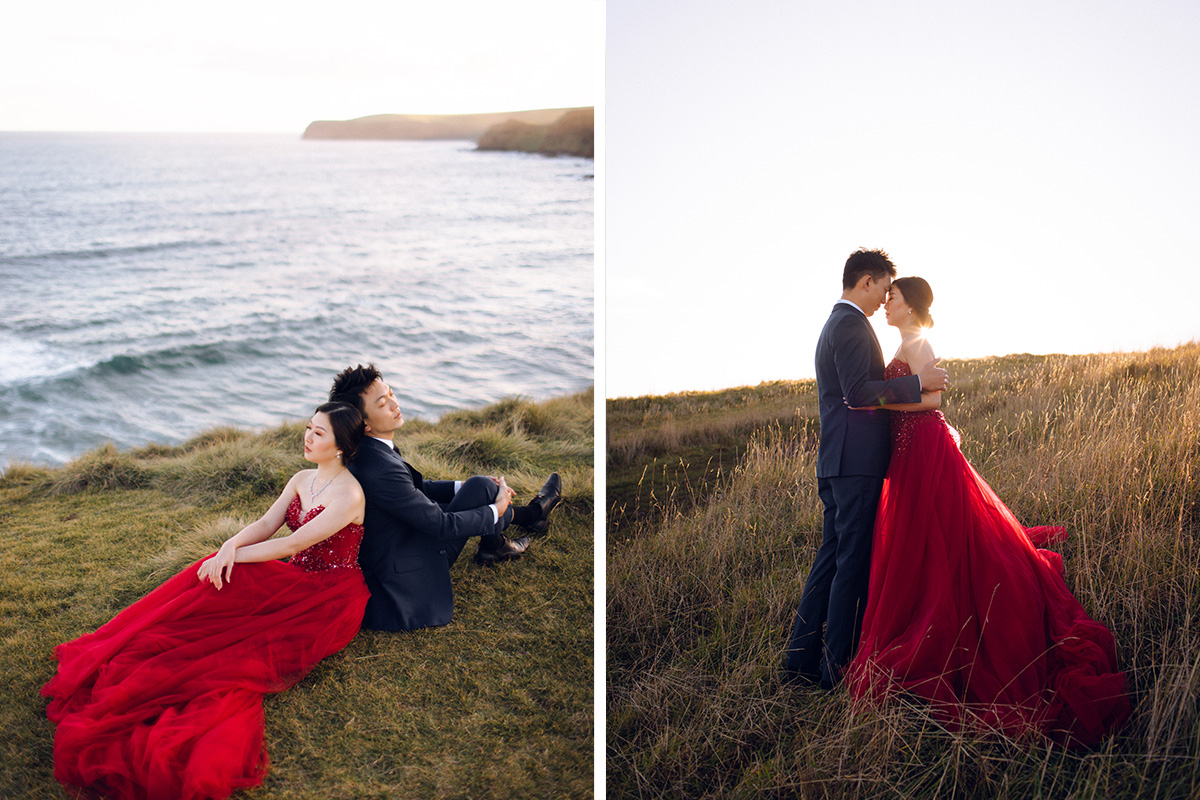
[606,1,1200,397]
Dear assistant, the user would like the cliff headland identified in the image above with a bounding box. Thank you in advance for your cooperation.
[303,107,593,158]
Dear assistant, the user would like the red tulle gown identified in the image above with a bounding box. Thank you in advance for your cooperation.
[42,496,370,800]
[844,359,1131,748]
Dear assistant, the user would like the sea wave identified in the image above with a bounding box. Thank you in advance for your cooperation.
[96,340,274,375]
[0,133,593,466]
[0,238,226,266]
[1,338,271,392]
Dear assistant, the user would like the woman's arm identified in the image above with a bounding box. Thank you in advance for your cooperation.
[869,391,942,412]
[834,315,923,408]
[197,472,304,589]
[849,335,943,412]
[884,335,943,410]
[226,473,303,547]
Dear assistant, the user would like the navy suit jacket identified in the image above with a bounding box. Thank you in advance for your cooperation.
[815,302,922,479]
[349,437,494,631]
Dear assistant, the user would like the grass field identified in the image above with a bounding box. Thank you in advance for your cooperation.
[607,345,1200,799]
[0,390,594,800]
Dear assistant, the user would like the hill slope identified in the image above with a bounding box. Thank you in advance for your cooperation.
[477,108,594,158]
[2,390,594,800]
[608,345,1200,799]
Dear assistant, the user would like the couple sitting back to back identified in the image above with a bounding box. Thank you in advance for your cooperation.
[329,363,562,630]
[42,362,563,799]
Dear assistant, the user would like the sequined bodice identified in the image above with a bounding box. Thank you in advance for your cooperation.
[285,495,364,572]
[885,358,946,453]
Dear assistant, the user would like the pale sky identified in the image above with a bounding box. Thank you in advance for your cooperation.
[0,1,601,132]
[605,1,1200,398]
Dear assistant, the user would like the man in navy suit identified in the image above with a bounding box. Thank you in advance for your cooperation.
[783,248,948,688]
[330,364,561,631]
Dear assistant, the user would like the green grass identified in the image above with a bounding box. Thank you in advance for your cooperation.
[607,345,1200,799]
[1,389,594,800]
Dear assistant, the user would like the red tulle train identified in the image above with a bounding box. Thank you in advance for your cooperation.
[42,498,369,799]
[844,360,1130,748]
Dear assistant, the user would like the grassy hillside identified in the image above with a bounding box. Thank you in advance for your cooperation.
[0,390,594,800]
[607,345,1200,799]
[608,380,817,537]
[476,109,595,158]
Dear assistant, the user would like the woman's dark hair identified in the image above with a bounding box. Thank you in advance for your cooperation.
[329,363,382,416]
[843,248,897,290]
[892,276,935,328]
[314,401,365,463]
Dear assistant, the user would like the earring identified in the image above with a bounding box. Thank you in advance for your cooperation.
[337,451,342,459]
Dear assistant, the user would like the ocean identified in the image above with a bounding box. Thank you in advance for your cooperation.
[0,132,593,466]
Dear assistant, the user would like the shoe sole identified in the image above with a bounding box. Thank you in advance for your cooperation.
[473,550,527,565]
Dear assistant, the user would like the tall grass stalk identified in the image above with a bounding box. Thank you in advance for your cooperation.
[608,345,1200,799]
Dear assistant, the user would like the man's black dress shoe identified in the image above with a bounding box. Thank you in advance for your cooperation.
[474,535,532,565]
[522,472,562,535]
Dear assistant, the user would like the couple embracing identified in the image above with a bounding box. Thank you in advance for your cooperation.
[41,363,563,799]
[784,248,1130,748]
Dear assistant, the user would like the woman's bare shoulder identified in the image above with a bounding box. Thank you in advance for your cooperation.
[901,333,937,372]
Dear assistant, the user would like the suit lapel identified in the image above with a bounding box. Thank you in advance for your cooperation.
[364,437,418,481]
[830,303,887,380]
[864,314,884,368]
[843,304,884,371]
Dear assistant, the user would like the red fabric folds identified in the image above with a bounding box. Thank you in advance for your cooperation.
[844,360,1130,748]
[42,497,370,800]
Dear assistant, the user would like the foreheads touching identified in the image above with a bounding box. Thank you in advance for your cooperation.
[841,248,896,315]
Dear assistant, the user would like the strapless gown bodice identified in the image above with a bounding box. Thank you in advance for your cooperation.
[883,357,947,453]
[285,495,364,572]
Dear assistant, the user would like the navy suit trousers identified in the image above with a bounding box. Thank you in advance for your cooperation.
[784,474,884,687]
[440,476,514,566]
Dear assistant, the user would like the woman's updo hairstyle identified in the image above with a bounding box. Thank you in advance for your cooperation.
[892,276,934,328]
[314,401,365,463]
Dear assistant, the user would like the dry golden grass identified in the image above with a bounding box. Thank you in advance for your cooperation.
[607,344,1200,799]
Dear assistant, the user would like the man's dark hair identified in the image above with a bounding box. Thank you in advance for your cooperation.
[843,248,897,290]
[329,363,382,415]
[313,401,365,462]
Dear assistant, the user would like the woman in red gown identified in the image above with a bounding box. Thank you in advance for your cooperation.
[843,277,1130,748]
[42,401,371,799]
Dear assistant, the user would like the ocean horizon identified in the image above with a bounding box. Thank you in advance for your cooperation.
[0,132,594,466]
